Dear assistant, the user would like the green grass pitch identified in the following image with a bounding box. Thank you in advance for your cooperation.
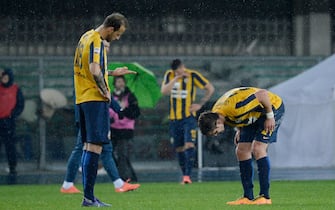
[1,180,334,210]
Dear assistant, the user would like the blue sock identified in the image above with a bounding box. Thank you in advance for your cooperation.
[184,148,195,176]
[239,159,254,200]
[177,152,186,175]
[257,156,270,199]
[82,151,100,201]
[81,150,87,186]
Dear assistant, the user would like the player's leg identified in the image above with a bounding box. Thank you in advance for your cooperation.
[227,125,255,205]
[252,103,285,205]
[252,141,271,203]
[171,120,186,177]
[80,102,111,207]
[101,142,141,192]
[182,116,197,183]
[101,142,120,181]
[61,129,83,193]
[236,142,253,198]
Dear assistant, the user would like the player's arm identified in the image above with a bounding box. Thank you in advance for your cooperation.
[89,63,110,101]
[199,83,215,106]
[189,82,215,113]
[161,72,183,95]
[108,67,136,76]
[255,89,275,133]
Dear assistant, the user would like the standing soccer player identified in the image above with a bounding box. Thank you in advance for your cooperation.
[198,87,285,205]
[161,59,214,184]
[74,13,134,207]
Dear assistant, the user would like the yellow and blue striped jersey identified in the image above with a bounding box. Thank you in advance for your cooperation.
[212,87,282,127]
[74,29,109,104]
[162,68,209,120]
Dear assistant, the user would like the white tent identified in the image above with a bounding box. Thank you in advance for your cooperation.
[269,55,335,168]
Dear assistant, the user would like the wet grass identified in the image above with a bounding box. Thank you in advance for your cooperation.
[1,180,334,210]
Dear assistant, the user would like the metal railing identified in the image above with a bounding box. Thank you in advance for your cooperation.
[0,56,323,167]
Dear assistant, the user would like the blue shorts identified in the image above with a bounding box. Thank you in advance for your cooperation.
[78,101,110,145]
[239,103,285,144]
[170,116,197,148]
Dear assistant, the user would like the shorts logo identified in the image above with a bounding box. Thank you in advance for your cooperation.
[191,129,197,141]
[94,47,100,54]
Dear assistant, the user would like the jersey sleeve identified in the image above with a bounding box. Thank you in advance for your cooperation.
[89,37,103,64]
[192,71,209,89]
[162,70,172,85]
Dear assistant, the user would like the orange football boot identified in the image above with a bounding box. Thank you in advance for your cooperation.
[251,195,272,205]
[226,197,253,205]
[115,181,140,193]
[60,185,81,194]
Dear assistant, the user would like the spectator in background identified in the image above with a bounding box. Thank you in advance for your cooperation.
[0,68,25,184]
[109,76,140,182]
[161,59,214,184]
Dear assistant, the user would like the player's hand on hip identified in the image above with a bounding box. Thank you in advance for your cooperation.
[234,129,240,145]
[189,104,202,113]
[109,67,137,76]
[104,92,111,102]
[264,118,275,134]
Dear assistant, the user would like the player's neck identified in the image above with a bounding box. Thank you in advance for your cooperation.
[95,25,107,40]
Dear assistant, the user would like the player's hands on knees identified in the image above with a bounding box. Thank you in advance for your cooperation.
[108,67,137,76]
[234,130,240,145]
[264,118,275,134]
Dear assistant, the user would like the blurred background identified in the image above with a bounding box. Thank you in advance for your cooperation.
[0,0,334,184]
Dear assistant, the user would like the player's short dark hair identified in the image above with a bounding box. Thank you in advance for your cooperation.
[103,13,129,31]
[198,111,219,136]
[171,59,182,70]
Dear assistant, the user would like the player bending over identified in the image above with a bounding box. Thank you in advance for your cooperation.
[198,87,284,205]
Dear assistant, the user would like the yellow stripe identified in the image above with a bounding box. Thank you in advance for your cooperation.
[176,77,183,119]
[185,76,192,117]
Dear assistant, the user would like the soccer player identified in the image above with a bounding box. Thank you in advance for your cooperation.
[74,13,134,207]
[161,59,214,184]
[198,87,285,205]
[61,40,140,194]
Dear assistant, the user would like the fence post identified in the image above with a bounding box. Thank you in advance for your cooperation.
[197,129,203,182]
[38,57,47,170]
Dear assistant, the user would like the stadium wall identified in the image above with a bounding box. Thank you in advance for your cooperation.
[0,56,323,167]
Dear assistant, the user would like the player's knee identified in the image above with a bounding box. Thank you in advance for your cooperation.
[236,148,252,161]
[236,147,246,157]
[86,143,103,154]
[252,144,267,159]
